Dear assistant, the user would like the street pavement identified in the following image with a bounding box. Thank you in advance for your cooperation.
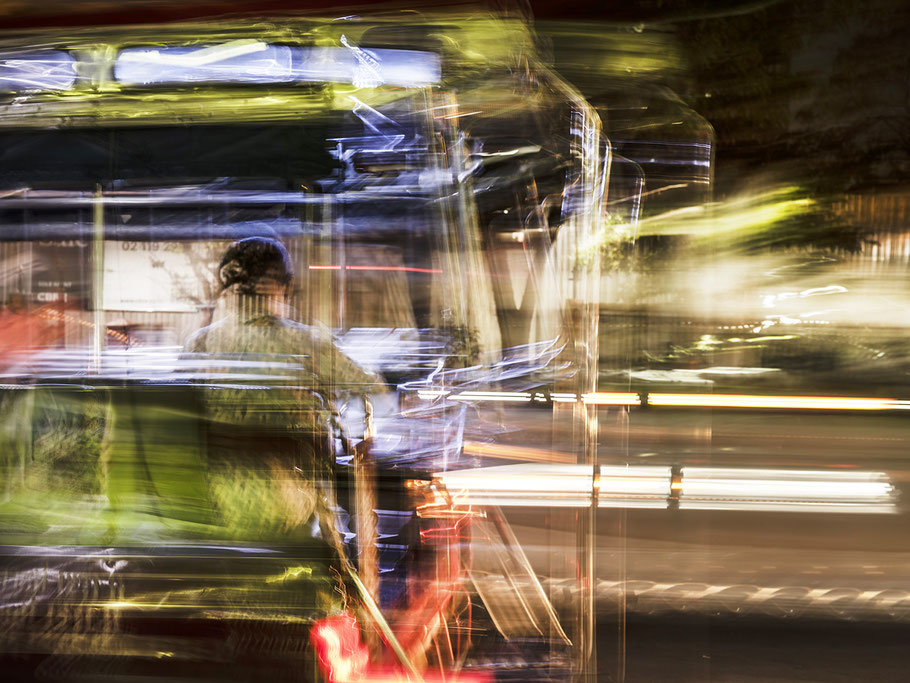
[492,403,910,680]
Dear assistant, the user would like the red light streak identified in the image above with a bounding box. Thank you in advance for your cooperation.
[310,613,369,683]
[309,265,442,274]
[419,507,473,542]
[311,611,489,682]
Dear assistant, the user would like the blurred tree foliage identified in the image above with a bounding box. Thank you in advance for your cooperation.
[31,390,105,496]
[540,0,909,194]
[639,0,907,194]
[673,1,805,185]
[537,0,907,255]
[789,0,910,191]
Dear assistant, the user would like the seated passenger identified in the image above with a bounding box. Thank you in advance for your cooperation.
[185,237,384,543]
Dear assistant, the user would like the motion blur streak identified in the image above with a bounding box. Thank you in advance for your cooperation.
[449,391,532,402]
[679,467,896,514]
[0,8,607,680]
[439,464,596,508]
[541,577,910,622]
[309,265,443,273]
[647,393,909,410]
[436,464,897,513]
[581,392,640,405]
[0,50,76,91]
[310,613,489,683]
[416,389,908,411]
[115,44,442,88]
[462,441,577,463]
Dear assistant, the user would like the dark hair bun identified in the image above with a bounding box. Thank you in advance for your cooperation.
[218,237,294,293]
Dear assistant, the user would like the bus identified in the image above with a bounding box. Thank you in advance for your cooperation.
[0,9,604,682]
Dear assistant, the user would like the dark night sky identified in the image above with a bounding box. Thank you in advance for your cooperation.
[2,0,907,192]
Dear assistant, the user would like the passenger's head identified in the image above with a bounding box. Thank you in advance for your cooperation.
[218,237,294,297]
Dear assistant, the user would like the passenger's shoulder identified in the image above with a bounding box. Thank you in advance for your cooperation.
[281,319,332,342]
[183,317,231,351]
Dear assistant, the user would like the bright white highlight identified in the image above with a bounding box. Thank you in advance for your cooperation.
[115,44,441,88]
[679,467,896,513]
[582,392,640,405]
[648,393,908,410]
[434,464,897,514]
[0,50,76,92]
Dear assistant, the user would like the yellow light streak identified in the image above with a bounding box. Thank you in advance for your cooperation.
[265,564,314,583]
[103,601,141,609]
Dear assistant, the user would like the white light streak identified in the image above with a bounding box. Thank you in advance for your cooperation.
[413,388,910,412]
[0,50,76,91]
[680,467,895,514]
[416,390,450,399]
[448,391,532,402]
[598,465,672,508]
[437,464,594,507]
[116,44,440,88]
[120,40,269,67]
[550,392,578,403]
[581,392,640,405]
[433,464,897,514]
[648,393,909,410]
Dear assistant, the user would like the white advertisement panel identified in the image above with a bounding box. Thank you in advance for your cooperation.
[102,241,217,312]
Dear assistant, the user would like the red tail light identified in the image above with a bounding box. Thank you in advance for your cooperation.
[310,613,370,683]
[311,611,490,682]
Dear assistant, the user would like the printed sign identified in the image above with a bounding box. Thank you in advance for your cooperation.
[33,240,89,305]
[102,241,218,312]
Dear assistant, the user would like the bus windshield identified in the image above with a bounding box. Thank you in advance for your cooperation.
[0,94,455,370]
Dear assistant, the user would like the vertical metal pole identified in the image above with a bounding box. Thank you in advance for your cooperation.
[575,305,598,683]
[354,398,379,652]
[567,96,604,683]
[318,193,333,327]
[92,186,104,371]
[335,142,345,330]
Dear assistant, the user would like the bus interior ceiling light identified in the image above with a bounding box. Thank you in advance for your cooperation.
[0,50,76,92]
[115,43,441,88]
[123,40,269,67]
